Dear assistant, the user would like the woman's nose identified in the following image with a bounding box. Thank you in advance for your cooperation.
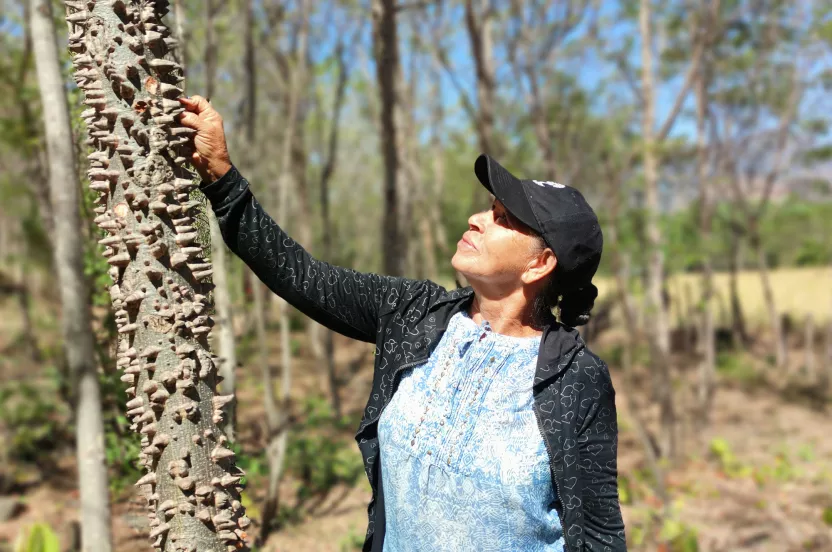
[468,210,486,232]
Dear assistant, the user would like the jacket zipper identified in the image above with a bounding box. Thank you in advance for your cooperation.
[534,403,571,552]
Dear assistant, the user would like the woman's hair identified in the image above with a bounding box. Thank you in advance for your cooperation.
[531,235,597,327]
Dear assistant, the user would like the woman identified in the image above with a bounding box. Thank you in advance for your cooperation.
[179,96,625,552]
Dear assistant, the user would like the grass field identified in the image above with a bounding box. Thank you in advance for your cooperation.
[595,266,832,327]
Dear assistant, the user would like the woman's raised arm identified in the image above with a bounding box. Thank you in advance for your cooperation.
[179,95,422,343]
[201,166,408,343]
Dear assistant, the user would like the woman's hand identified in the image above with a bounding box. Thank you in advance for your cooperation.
[178,95,233,183]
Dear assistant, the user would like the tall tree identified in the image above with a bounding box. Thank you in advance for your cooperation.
[203,0,239,441]
[695,1,716,429]
[259,0,309,539]
[639,0,676,458]
[372,0,408,276]
[63,1,249,550]
[317,36,351,419]
[30,1,112,550]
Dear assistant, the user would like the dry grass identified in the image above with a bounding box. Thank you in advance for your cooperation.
[596,266,832,328]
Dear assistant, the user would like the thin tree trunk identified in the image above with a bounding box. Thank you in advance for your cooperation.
[261,0,309,538]
[31,2,112,550]
[15,239,40,362]
[203,0,238,442]
[373,0,407,276]
[728,229,748,347]
[695,51,715,429]
[464,0,497,158]
[318,40,350,420]
[804,314,814,380]
[173,0,189,83]
[639,0,675,459]
[753,233,786,368]
[63,1,249,550]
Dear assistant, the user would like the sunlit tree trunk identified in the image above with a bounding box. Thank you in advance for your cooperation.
[639,0,675,459]
[203,0,239,441]
[259,0,309,539]
[31,2,112,550]
[804,314,815,380]
[695,44,715,429]
[62,1,249,549]
[317,40,350,420]
[373,0,408,276]
[728,228,748,347]
[752,231,787,368]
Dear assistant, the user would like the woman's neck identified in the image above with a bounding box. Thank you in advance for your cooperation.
[467,287,545,338]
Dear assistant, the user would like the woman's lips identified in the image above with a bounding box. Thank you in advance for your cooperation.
[459,234,477,251]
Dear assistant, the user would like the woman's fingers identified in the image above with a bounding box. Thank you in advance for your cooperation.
[178,95,211,113]
[178,110,200,129]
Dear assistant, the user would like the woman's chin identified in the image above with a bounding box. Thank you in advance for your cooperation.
[451,252,475,275]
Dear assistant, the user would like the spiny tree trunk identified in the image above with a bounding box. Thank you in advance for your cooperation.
[373,0,407,276]
[63,1,249,550]
[203,0,238,441]
[728,228,748,347]
[639,0,675,459]
[31,1,112,550]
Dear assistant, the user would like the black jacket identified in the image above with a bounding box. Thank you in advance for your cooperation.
[202,167,626,552]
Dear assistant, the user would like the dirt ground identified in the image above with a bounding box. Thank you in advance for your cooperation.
[0,301,831,552]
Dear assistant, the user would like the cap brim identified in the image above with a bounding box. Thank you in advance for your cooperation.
[474,154,541,233]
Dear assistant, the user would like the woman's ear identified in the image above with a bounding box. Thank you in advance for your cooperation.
[522,247,557,285]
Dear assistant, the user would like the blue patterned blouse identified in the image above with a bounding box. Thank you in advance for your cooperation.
[377,311,565,552]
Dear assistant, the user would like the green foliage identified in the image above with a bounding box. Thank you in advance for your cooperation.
[0,380,68,463]
[104,415,143,496]
[716,353,761,386]
[708,438,751,478]
[287,396,365,503]
[13,523,60,552]
[659,518,700,552]
[822,507,832,527]
[338,525,365,551]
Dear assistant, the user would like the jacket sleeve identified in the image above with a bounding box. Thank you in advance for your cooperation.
[200,166,408,343]
[576,355,627,551]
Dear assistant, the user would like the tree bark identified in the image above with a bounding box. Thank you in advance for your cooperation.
[373,0,407,276]
[172,0,189,83]
[260,0,309,539]
[204,0,238,442]
[727,229,747,347]
[639,0,675,459]
[63,1,249,550]
[752,232,786,368]
[464,0,497,158]
[318,39,350,420]
[804,313,814,380]
[695,37,715,429]
[31,2,112,550]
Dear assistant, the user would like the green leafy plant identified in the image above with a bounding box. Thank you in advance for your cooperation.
[104,415,143,496]
[709,438,751,478]
[339,525,365,551]
[0,381,68,463]
[13,523,60,552]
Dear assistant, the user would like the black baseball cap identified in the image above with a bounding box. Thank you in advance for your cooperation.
[474,154,603,292]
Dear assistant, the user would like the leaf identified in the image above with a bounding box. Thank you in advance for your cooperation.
[13,523,60,552]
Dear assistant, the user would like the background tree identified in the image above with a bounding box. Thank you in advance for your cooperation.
[30,0,112,549]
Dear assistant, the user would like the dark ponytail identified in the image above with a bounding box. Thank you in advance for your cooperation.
[531,236,597,327]
[558,284,598,327]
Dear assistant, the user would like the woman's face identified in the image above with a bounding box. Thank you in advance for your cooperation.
[451,199,556,289]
